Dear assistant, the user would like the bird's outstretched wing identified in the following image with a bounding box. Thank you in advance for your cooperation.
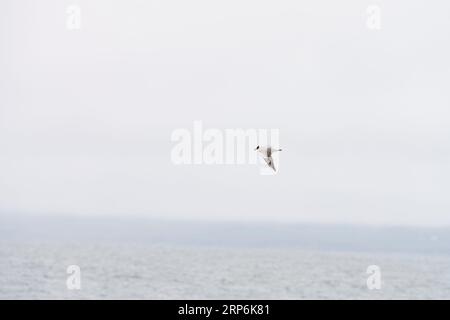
[263,156,276,171]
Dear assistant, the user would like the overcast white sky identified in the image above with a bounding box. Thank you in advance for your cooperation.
[1,0,449,226]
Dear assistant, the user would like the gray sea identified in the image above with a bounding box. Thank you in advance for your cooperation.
[1,216,450,299]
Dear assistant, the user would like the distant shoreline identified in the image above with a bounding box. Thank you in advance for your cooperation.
[1,215,449,255]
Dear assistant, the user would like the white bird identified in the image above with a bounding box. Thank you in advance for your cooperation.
[255,145,282,171]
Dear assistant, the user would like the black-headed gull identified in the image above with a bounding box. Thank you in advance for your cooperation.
[255,145,282,171]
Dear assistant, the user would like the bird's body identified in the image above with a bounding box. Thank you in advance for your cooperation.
[255,145,282,171]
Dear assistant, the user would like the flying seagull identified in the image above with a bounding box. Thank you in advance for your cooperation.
[255,145,282,171]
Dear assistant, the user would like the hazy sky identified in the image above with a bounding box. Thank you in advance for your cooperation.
[1,0,449,226]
